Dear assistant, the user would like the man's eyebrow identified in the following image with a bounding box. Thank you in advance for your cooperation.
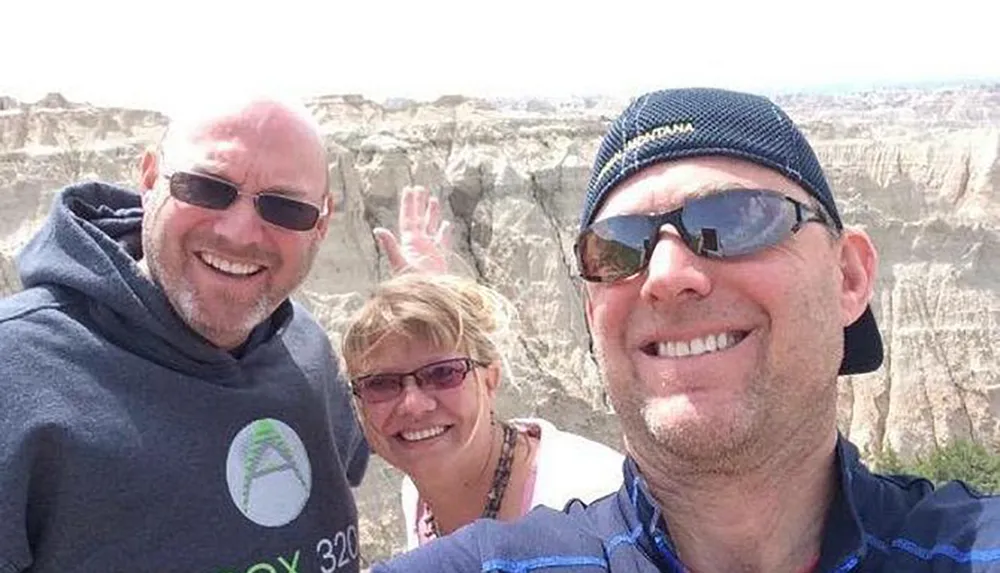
[686,181,753,199]
[184,164,234,184]
[260,185,314,201]
[185,166,315,200]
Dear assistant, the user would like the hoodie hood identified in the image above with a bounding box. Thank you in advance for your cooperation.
[16,181,291,379]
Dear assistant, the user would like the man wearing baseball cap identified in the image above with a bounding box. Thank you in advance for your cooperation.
[370,87,1000,572]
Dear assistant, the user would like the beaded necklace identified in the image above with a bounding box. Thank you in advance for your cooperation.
[423,422,518,539]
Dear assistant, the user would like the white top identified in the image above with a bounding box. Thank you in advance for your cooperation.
[400,417,625,550]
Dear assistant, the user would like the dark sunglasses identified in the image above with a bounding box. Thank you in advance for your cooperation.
[351,357,489,404]
[575,188,833,283]
[164,170,327,231]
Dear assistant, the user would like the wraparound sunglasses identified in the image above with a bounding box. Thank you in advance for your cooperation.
[574,188,834,283]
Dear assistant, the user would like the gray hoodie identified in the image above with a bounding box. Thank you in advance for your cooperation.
[0,181,368,573]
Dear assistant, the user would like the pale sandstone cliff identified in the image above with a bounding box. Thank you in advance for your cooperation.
[0,251,17,296]
[1,87,998,564]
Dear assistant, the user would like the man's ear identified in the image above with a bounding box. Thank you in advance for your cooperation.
[314,193,333,241]
[138,148,159,194]
[839,228,878,326]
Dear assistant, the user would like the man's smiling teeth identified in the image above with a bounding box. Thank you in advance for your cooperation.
[400,426,447,442]
[656,332,743,358]
[199,253,263,276]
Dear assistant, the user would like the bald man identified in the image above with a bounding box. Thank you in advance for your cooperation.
[0,97,383,572]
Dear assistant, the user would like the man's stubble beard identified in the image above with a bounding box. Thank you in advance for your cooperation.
[596,341,791,476]
[141,198,322,349]
[175,238,319,348]
[171,276,274,347]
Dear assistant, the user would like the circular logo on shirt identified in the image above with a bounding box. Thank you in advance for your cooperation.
[225,418,313,527]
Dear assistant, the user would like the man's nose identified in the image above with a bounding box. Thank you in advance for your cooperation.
[639,225,713,303]
[211,193,266,243]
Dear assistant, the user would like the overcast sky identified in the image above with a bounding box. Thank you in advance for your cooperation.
[4,0,998,116]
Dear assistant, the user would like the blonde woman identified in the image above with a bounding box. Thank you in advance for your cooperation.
[341,273,624,549]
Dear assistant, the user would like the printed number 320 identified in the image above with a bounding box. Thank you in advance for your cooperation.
[317,526,360,573]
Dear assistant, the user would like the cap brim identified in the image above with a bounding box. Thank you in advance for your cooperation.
[839,305,883,375]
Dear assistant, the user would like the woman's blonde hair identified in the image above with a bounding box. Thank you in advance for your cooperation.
[341,273,517,381]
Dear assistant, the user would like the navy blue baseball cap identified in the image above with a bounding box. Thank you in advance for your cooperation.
[580,87,883,375]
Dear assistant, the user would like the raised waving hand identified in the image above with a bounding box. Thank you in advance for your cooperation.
[373,185,452,274]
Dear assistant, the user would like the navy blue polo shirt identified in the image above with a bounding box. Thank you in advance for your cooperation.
[370,435,1000,572]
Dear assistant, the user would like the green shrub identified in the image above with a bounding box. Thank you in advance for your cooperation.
[872,440,1000,494]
